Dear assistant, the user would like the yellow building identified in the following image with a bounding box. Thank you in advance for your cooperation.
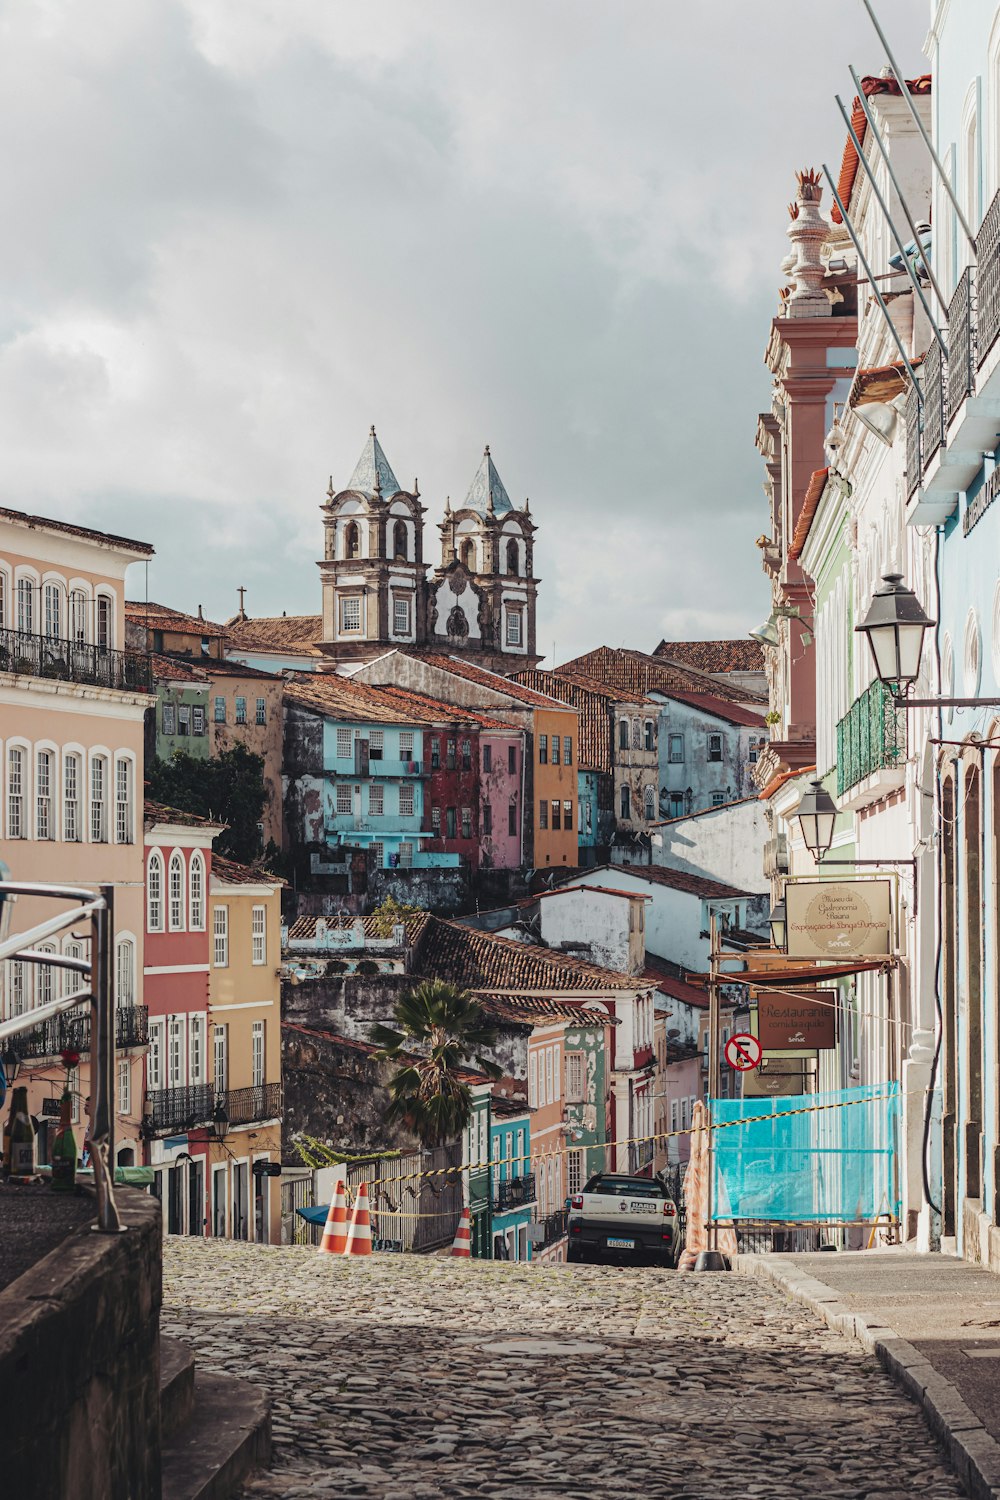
[207,855,284,1243]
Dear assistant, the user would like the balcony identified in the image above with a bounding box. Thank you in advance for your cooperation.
[493,1172,536,1212]
[628,1140,654,1175]
[223,1083,282,1127]
[539,1209,567,1247]
[144,1084,215,1135]
[948,268,975,423]
[13,1005,148,1061]
[0,626,152,693]
[978,190,1000,370]
[835,679,906,801]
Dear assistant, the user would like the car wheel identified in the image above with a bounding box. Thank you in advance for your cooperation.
[567,1245,585,1264]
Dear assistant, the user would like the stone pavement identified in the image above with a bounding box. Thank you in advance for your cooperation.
[162,1240,968,1499]
[742,1251,1000,1500]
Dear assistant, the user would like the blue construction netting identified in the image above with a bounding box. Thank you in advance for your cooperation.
[710,1083,900,1223]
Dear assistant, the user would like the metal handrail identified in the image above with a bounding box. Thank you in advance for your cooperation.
[0,878,120,1233]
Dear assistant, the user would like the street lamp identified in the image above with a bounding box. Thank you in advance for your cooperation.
[796,779,838,861]
[855,574,936,688]
[769,898,787,951]
[211,1099,230,1144]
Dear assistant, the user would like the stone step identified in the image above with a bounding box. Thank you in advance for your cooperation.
[161,1369,271,1500]
[160,1337,196,1440]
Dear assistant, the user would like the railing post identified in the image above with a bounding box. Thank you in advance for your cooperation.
[91,885,122,1233]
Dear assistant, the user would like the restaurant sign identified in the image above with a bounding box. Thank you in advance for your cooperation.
[785,879,891,960]
[757,989,836,1050]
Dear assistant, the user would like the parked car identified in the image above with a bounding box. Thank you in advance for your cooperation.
[567,1172,678,1267]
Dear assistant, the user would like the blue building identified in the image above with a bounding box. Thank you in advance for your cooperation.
[489,1097,534,1261]
[284,677,461,873]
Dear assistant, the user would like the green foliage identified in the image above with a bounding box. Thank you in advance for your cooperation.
[291,1133,402,1169]
[147,744,268,863]
[371,980,502,1148]
[369,893,424,939]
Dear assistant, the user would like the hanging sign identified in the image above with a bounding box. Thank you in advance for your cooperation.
[724,1033,762,1072]
[741,1056,813,1098]
[784,880,891,960]
[756,989,836,1050]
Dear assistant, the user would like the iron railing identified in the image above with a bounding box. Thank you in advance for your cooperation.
[836,678,906,796]
[223,1082,282,1126]
[904,380,921,500]
[977,190,1000,368]
[494,1172,536,1211]
[145,1083,215,1135]
[540,1209,568,1247]
[0,626,152,693]
[628,1139,655,1174]
[922,338,946,465]
[948,267,976,421]
[13,1004,148,1060]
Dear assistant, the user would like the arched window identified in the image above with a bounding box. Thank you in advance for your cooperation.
[619,719,629,750]
[147,850,164,932]
[506,538,519,576]
[393,519,408,561]
[189,851,206,930]
[345,521,360,560]
[43,582,62,640]
[168,851,185,932]
[460,539,475,571]
[96,594,112,648]
[116,937,135,1008]
[644,785,656,821]
[69,589,87,643]
[16,578,33,634]
[90,754,108,843]
[631,718,641,749]
[620,785,631,819]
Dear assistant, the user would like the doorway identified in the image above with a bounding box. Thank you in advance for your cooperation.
[212,1164,227,1238]
[233,1161,250,1241]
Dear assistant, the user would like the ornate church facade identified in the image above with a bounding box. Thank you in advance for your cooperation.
[318,428,540,672]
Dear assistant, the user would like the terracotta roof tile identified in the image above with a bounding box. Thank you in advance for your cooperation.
[416,915,640,992]
[143,799,222,829]
[788,468,829,563]
[226,615,324,655]
[286,674,504,729]
[660,690,766,728]
[479,993,615,1028]
[849,355,923,410]
[557,646,763,705]
[508,668,655,773]
[0,506,154,556]
[652,640,765,674]
[572,862,751,902]
[126,601,226,637]
[201,658,282,682]
[150,654,209,683]
[831,75,931,224]
[286,911,430,943]
[211,853,286,886]
[392,651,579,710]
[651,794,757,828]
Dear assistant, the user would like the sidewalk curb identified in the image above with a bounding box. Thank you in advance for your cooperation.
[736,1255,1000,1500]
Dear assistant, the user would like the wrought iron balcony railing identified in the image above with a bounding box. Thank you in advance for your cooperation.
[978,190,1000,369]
[494,1172,536,1211]
[904,380,921,501]
[12,1004,148,1060]
[948,267,976,422]
[144,1083,215,1135]
[922,338,946,467]
[835,679,906,797]
[628,1139,655,1175]
[223,1082,282,1126]
[540,1209,568,1247]
[0,626,152,693]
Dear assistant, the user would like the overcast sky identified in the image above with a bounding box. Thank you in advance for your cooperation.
[0,1,925,663]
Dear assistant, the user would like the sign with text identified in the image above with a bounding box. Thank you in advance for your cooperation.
[741,1056,813,1098]
[757,990,836,1050]
[785,880,891,960]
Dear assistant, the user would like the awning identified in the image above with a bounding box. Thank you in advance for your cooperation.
[741,958,895,988]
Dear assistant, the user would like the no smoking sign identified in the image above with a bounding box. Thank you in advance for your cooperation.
[724,1032,762,1072]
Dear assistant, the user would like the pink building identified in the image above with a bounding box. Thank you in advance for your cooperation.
[479,727,523,869]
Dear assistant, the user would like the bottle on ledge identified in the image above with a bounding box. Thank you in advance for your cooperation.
[8,1086,36,1180]
[50,1090,78,1193]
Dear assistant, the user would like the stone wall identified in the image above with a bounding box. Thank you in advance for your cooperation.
[2,1187,162,1500]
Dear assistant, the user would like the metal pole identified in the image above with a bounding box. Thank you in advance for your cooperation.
[849,66,949,316]
[835,94,946,350]
[859,0,977,253]
[90,884,122,1233]
[822,165,923,400]
[707,909,720,1253]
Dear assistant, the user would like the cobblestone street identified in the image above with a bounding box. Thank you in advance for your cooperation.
[162,1242,968,1499]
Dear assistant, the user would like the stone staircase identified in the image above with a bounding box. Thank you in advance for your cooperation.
[160,1335,271,1500]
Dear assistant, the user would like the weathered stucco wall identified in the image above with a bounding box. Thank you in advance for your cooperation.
[2,1188,162,1500]
[651,798,769,893]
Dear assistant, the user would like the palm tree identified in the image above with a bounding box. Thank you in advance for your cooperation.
[370,980,501,1148]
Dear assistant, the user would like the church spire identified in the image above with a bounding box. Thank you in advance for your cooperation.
[345,425,402,499]
[463,444,513,515]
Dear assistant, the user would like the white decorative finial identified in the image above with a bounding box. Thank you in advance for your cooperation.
[785,169,832,318]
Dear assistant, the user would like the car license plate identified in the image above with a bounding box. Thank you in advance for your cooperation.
[606,1236,635,1249]
[631,1202,658,1214]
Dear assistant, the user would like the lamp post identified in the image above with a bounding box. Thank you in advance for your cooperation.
[211,1098,230,1144]
[769,898,787,952]
[795,779,839,862]
[856,574,1000,708]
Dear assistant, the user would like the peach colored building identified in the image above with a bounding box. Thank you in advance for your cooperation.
[207,856,284,1243]
[0,506,154,1167]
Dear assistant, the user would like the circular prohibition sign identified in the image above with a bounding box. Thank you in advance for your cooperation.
[724,1032,762,1073]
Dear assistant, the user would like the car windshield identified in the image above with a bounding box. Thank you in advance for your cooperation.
[585,1177,665,1199]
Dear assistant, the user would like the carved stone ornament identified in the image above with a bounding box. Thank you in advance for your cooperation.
[446,605,469,639]
[785,167,831,319]
[449,571,468,597]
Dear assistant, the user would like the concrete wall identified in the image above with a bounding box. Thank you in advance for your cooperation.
[651,798,769,893]
[537,886,643,974]
[3,1188,162,1500]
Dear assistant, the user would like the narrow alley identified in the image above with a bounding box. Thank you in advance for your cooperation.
[162,1242,966,1499]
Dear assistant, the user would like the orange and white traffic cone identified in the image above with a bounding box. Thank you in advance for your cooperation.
[343,1181,373,1256]
[318,1178,348,1256]
[451,1207,472,1258]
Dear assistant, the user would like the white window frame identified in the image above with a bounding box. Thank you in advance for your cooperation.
[213,1023,228,1092]
[528,1051,537,1107]
[189,851,206,931]
[147,850,165,932]
[336,727,352,759]
[117,1057,131,1116]
[7,743,27,840]
[36,747,54,840]
[168,851,186,932]
[335,782,352,815]
[399,783,414,817]
[340,595,362,633]
[506,606,523,645]
[116,936,135,1008]
[168,1016,185,1086]
[251,1020,265,1087]
[148,1020,165,1090]
[64,751,81,842]
[252,905,267,966]
[213,905,229,967]
[115,756,133,844]
[369,782,384,817]
[189,1014,205,1085]
[90,753,108,844]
